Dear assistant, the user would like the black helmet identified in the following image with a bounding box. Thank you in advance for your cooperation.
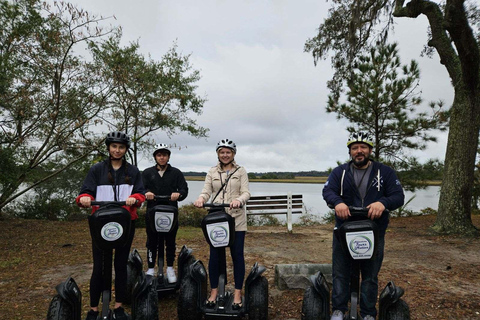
[216,139,237,153]
[105,131,130,149]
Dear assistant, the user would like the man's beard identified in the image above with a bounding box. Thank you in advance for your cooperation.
[353,154,370,167]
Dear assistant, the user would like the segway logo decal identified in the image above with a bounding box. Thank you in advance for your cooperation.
[206,222,230,247]
[154,211,174,232]
[101,222,124,241]
[345,230,375,259]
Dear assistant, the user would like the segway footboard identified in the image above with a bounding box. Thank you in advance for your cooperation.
[46,277,82,320]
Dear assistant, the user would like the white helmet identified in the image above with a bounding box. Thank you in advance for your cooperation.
[347,131,374,148]
[153,143,171,156]
[216,139,237,153]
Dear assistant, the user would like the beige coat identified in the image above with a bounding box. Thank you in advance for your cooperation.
[198,162,251,231]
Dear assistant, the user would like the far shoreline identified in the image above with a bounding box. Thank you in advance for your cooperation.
[185,176,442,186]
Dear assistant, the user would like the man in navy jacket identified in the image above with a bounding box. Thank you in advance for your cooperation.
[323,131,404,320]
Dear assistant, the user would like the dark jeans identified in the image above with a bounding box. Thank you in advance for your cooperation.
[208,231,245,290]
[89,221,135,307]
[146,223,179,268]
[331,222,386,318]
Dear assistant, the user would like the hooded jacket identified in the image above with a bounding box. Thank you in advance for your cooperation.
[323,160,404,227]
[198,161,251,231]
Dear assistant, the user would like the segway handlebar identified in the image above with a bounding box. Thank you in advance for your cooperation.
[90,201,128,206]
[146,195,172,201]
[328,204,389,216]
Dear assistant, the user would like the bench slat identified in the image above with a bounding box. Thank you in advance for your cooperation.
[248,194,303,201]
[247,210,304,215]
[246,204,304,210]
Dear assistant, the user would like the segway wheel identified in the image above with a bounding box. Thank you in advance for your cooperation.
[385,299,410,320]
[177,277,202,320]
[134,283,159,320]
[46,295,73,320]
[125,262,140,304]
[301,286,327,320]
[247,276,269,320]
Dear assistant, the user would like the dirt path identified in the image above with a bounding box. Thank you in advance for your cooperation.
[0,215,479,319]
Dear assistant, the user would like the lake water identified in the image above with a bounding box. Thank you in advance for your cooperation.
[180,181,441,222]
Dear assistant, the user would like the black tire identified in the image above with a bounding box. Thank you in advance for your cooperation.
[301,286,327,320]
[125,262,140,305]
[177,277,202,320]
[134,284,159,320]
[181,256,196,281]
[46,295,74,320]
[385,299,410,320]
[247,276,269,320]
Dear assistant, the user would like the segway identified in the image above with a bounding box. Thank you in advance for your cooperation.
[46,201,158,320]
[301,206,410,320]
[177,203,269,320]
[126,195,196,301]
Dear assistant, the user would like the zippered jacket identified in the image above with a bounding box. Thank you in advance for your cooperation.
[323,160,404,225]
[198,161,251,231]
[76,159,146,220]
[142,164,188,209]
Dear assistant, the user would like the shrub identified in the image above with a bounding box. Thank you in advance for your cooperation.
[179,204,207,227]
[247,214,281,226]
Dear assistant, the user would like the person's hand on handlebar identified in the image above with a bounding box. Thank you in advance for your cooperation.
[194,197,205,208]
[230,199,241,209]
[366,201,385,220]
[80,196,92,208]
[125,197,137,206]
[145,191,155,201]
[170,192,180,201]
[334,203,350,220]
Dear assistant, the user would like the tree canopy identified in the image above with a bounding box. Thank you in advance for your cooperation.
[306,0,480,235]
[0,0,207,216]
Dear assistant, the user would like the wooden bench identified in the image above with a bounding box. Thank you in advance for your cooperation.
[245,193,305,232]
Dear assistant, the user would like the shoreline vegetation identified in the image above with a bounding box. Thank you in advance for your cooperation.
[185,176,442,186]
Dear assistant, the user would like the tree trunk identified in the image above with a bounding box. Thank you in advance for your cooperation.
[433,88,479,235]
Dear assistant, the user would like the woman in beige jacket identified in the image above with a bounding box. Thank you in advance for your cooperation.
[194,139,250,310]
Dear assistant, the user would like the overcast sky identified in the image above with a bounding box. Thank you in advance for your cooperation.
[69,0,452,172]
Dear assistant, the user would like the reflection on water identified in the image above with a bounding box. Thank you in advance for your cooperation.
[181,181,440,222]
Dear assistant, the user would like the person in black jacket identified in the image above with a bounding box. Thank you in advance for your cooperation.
[77,131,145,320]
[322,131,404,320]
[141,143,188,283]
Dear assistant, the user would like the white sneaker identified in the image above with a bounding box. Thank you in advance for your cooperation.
[166,267,177,283]
[363,316,375,320]
[331,310,344,320]
[146,268,155,276]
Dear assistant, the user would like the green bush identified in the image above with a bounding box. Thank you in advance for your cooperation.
[178,204,207,227]
[247,214,281,226]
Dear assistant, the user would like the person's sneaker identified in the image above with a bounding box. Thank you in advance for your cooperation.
[363,315,375,320]
[146,268,155,276]
[113,306,130,320]
[331,310,344,320]
[85,309,99,320]
[166,267,177,283]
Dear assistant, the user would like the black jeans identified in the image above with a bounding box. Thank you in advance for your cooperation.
[208,231,246,290]
[89,220,135,307]
[146,223,179,268]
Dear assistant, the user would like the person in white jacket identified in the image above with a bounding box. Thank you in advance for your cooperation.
[194,138,250,310]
